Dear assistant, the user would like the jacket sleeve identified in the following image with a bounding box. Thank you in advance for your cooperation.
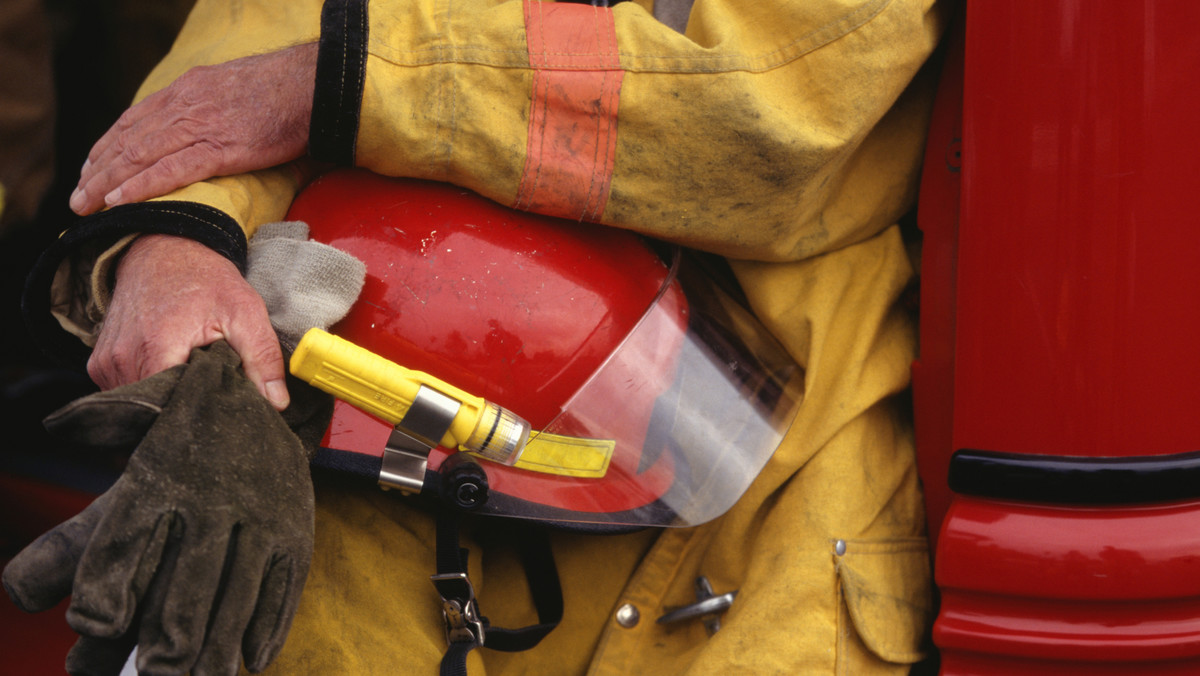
[312,0,948,262]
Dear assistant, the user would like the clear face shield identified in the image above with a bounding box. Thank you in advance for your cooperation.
[477,248,802,526]
[295,247,802,528]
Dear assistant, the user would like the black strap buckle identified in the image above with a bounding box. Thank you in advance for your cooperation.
[432,572,486,647]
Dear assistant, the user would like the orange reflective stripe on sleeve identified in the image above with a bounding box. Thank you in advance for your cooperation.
[516,1,623,222]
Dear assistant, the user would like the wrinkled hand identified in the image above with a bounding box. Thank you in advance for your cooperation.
[90,233,290,410]
[69,43,317,216]
[3,342,331,675]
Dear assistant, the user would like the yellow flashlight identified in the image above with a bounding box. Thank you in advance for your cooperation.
[290,328,530,465]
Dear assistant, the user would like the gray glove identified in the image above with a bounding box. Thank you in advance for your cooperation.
[245,220,366,350]
[3,341,331,675]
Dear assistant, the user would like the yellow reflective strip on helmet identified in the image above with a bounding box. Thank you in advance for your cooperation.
[513,432,615,478]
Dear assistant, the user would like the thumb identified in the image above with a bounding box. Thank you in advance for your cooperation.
[219,328,290,411]
[43,365,185,448]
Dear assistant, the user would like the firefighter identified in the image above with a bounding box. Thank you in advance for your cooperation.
[9,0,949,673]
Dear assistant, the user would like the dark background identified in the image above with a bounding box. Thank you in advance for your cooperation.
[0,0,196,591]
[1,0,196,467]
[1,7,195,668]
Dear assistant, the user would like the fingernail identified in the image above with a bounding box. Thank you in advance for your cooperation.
[69,188,85,212]
[81,158,91,174]
[266,379,291,410]
[104,187,122,206]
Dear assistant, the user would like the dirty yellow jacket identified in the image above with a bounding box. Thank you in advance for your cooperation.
[45,0,949,673]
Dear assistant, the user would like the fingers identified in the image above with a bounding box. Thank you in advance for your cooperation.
[2,494,110,613]
[74,141,228,216]
[90,234,289,409]
[67,510,175,639]
[70,71,220,216]
[133,522,229,675]
[89,323,288,411]
[68,44,317,216]
[69,84,205,215]
[70,89,180,215]
[87,325,193,392]
[241,553,306,672]
[69,97,158,215]
[91,306,290,410]
[191,548,296,675]
[65,633,138,676]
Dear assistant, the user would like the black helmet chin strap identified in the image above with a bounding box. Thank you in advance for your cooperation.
[308,450,563,674]
[433,511,564,676]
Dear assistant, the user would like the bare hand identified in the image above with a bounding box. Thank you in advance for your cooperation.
[69,43,318,216]
[89,234,290,410]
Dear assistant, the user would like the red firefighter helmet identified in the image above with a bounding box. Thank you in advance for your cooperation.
[286,169,801,527]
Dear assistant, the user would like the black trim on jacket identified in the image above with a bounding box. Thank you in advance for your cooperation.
[22,201,247,367]
[310,0,369,165]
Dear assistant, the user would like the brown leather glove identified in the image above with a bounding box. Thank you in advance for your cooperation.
[3,341,331,675]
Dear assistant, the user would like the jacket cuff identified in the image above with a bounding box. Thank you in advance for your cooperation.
[310,0,369,165]
[22,201,247,367]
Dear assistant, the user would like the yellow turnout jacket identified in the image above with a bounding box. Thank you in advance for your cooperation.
[49,1,950,673]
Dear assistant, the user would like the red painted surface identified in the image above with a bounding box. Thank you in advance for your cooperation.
[912,1,964,552]
[953,1,1200,460]
[937,497,1200,662]
[917,1,1200,672]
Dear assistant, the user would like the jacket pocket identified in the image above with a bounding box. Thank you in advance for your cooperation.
[835,537,934,672]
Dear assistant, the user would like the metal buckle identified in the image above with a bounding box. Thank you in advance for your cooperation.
[431,572,486,647]
[379,386,461,492]
[656,576,738,635]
